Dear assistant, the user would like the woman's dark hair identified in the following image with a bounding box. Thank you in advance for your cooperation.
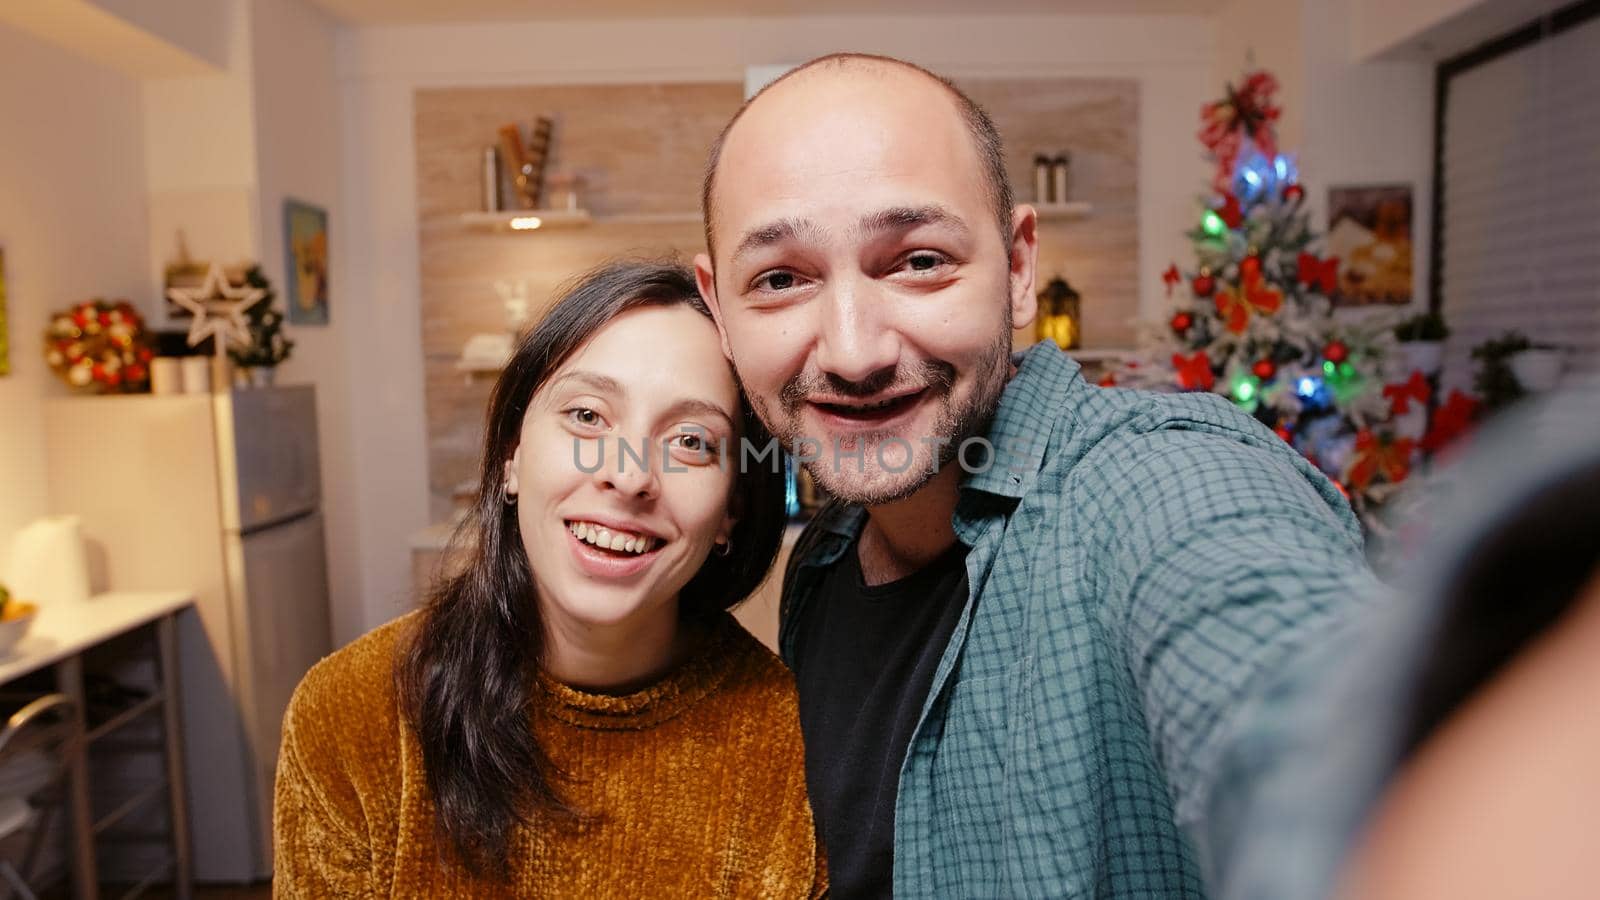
[395,260,787,875]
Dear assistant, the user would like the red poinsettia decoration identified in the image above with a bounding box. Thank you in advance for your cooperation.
[1382,371,1432,415]
[1199,70,1282,191]
[1297,252,1340,295]
[1214,270,1283,334]
[1346,429,1415,490]
[1421,390,1482,453]
[1172,351,1215,391]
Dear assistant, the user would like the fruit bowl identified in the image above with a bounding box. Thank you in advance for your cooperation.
[0,598,37,656]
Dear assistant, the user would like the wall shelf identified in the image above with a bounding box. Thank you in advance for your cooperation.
[460,209,701,231]
[1035,201,1093,221]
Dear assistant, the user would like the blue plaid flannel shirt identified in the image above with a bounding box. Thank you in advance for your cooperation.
[780,341,1371,898]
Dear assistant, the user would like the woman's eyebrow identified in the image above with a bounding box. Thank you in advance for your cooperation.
[662,398,736,429]
[548,370,624,396]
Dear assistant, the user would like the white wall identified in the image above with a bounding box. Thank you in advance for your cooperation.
[0,21,150,574]
[249,0,366,644]
[335,12,1219,636]
[1213,0,1433,315]
[1300,0,1434,316]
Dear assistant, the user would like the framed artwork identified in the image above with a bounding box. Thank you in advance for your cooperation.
[284,198,329,325]
[0,247,9,377]
[1326,184,1414,306]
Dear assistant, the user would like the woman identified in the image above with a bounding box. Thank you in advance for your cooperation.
[274,262,824,897]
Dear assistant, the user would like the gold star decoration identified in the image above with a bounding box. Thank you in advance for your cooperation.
[165,263,267,359]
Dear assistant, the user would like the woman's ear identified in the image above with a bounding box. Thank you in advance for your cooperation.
[715,512,736,547]
[504,445,522,497]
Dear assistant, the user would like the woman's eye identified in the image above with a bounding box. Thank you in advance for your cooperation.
[565,407,604,428]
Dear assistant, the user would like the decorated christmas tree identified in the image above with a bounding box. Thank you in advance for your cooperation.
[1111,70,1415,523]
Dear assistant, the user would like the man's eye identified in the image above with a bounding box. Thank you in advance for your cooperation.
[904,252,948,273]
[754,270,799,292]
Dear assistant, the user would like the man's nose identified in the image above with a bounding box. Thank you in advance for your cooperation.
[813,276,901,384]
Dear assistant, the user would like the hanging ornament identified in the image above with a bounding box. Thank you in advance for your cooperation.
[1252,358,1277,380]
[1239,254,1262,282]
[1173,351,1215,391]
[1283,183,1304,204]
[1162,263,1182,296]
[1191,267,1215,297]
[1323,340,1349,364]
[1297,252,1340,295]
[1170,311,1194,334]
[1217,192,1244,229]
[1274,422,1294,443]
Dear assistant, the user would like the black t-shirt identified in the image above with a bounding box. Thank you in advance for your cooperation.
[788,536,970,900]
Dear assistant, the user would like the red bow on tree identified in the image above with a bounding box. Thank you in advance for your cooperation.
[1172,351,1215,391]
[1199,70,1282,191]
[1297,252,1340,295]
[1382,371,1432,415]
[1162,263,1182,296]
[1346,429,1415,491]
[1421,390,1481,453]
[1214,271,1283,334]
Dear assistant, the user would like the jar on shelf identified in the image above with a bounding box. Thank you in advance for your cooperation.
[1035,276,1081,350]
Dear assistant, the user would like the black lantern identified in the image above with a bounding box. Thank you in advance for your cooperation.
[1036,276,1081,350]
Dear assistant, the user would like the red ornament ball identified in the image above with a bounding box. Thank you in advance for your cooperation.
[1170,312,1194,333]
[1239,255,1262,282]
[1283,183,1304,203]
[1252,359,1278,380]
[1324,340,1350,364]
[1191,274,1215,297]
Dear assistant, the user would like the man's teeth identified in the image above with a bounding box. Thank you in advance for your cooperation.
[568,521,658,554]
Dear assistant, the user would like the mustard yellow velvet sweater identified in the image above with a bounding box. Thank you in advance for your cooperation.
[273,612,825,898]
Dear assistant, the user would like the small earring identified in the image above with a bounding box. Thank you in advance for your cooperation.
[714,540,732,557]
[502,482,517,505]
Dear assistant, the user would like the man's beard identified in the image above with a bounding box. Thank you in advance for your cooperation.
[742,321,1014,508]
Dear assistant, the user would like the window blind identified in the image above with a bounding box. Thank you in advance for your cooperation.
[1437,13,1600,394]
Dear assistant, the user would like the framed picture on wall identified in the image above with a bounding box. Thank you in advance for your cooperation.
[1326,184,1414,306]
[284,198,329,325]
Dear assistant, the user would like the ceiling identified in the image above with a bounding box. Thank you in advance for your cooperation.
[305,0,1225,26]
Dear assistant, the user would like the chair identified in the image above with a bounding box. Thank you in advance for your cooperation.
[0,694,79,900]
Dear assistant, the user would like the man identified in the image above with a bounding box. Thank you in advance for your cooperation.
[694,53,1369,898]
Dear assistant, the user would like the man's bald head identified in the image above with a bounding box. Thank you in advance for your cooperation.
[700,53,1014,261]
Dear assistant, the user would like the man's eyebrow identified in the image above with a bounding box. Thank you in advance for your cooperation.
[731,217,825,265]
[857,204,969,239]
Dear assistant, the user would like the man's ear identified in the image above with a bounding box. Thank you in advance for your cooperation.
[694,252,735,361]
[1007,205,1040,332]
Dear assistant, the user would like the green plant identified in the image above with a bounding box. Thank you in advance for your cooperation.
[228,265,294,368]
[1470,331,1529,412]
[1393,311,1450,342]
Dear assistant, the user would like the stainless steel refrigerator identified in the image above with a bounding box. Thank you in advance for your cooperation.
[45,385,333,882]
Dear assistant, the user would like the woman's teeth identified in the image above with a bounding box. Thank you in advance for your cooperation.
[568,521,658,554]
